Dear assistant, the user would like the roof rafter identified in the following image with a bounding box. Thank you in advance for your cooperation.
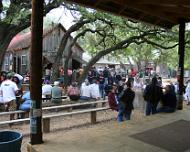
[65,0,190,28]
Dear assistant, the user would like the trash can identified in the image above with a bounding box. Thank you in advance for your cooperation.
[0,131,23,152]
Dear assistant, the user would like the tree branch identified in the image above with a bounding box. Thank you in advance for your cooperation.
[78,31,154,84]
[143,38,178,50]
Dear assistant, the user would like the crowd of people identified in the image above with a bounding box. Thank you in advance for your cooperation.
[0,66,189,124]
[106,75,179,123]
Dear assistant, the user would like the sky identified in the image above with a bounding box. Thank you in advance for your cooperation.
[45,6,74,29]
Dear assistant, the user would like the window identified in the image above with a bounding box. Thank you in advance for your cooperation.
[4,56,9,71]
[21,55,27,74]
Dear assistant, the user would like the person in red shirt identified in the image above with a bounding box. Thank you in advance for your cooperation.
[108,84,118,111]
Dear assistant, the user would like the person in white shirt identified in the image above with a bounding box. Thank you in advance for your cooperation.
[0,86,3,104]
[89,79,100,100]
[185,80,190,105]
[80,79,91,100]
[42,80,52,98]
[1,73,19,120]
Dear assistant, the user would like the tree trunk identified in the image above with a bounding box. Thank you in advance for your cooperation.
[51,33,70,82]
[136,61,141,71]
[0,21,30,70]
[51,19,93,83]
[63,52,71,87]
[0,30,18,69]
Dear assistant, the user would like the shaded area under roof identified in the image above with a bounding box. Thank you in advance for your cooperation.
[65,0,190,28]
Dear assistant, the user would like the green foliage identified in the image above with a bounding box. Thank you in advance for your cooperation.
[72,6,188,71]
[0,2,30,25]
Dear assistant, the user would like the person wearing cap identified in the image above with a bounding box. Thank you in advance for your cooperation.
[51,81,63,103]
[1,72,19,120]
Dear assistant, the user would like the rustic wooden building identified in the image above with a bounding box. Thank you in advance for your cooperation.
[3,23,84,75]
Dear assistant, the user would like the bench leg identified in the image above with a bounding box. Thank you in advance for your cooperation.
[91,111,96,124]
[102,102,106,107]
[43,118,50,133]
[67,107,72,117]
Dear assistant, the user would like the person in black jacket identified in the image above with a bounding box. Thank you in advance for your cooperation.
[157,85,177,113]
[143,77,163,116]
[118,81,135,122]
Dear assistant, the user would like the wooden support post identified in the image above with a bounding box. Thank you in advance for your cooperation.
[91,111,97,124]
[177,20,185,110]
[30,0,44,144]
[43,118,50,133]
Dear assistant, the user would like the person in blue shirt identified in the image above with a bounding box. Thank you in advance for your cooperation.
[19,91,31,118]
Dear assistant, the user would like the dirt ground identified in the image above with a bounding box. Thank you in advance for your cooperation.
[0,105,145,152]
[19,108,145,152]
[0,80,181,152]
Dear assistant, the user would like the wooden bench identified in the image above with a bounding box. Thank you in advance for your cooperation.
[0,100,110,133]
[43,106,110,133]
[0,110,26,116]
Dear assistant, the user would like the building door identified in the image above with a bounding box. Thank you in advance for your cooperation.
[17,56,21,74]
[13,56,17,72]
[72,59,81,70]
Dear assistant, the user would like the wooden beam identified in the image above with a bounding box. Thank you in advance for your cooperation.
[134,0,190,6]
[143,4,190,15]
[177,21,186,110]
[99,1,178,23]
[112,0,190,23]
[163,12,190,20]
[30,0,44,145]
[65,0,176,28]
[125,4,178,23]
[94,0,104,7]
[115,0,190,6]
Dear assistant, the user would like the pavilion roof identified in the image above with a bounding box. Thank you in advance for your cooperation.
[65,0,190,28]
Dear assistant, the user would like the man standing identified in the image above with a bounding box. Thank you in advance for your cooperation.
[1,73,19,120]
[118,81,135,121]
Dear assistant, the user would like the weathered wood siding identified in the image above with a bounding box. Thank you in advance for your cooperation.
[4,24,84,75]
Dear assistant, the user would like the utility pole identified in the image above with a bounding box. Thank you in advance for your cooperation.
[30,0,44,144]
